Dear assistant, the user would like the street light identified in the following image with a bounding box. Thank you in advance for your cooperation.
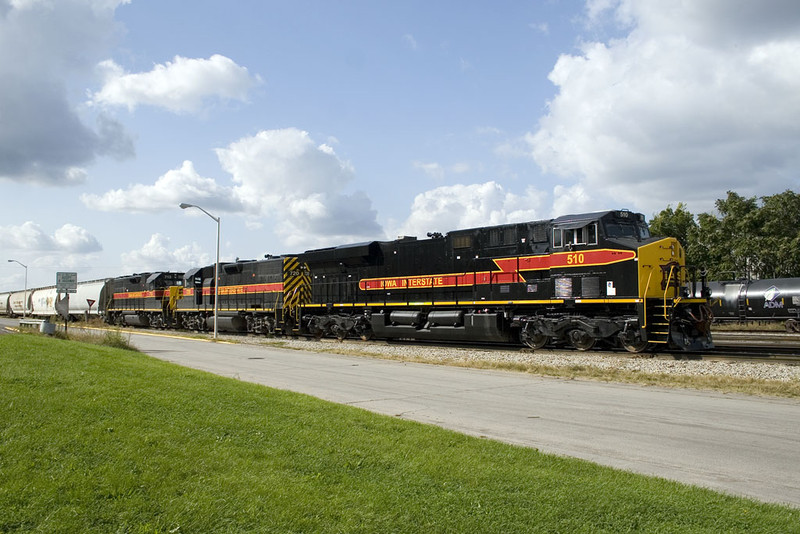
[7,259,28,318]
[179,203,220,339]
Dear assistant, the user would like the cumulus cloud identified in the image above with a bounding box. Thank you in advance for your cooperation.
[121,234,210,273]
[84,128,383,249]
[53,224,104,253]
[552,184,594,218]
[80,160,243,213]
[90,54,261,113]
[0,0,133,185]
[528,0,800,215]
[0,221,102,253]
[392,181,545,238]
[217,128,383,248]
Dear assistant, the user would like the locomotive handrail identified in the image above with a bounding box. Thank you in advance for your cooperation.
[663,265,676,320]
[643,270,654,328]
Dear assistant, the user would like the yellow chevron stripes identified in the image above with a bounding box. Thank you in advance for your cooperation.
[283,257,311,311]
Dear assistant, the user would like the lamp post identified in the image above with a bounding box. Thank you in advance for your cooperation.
[7,259,28,318]
[179,203,220,339]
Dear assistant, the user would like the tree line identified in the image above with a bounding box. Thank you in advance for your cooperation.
[649,190,800,280]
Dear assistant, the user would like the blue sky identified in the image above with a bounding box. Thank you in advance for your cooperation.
[2,0,799,289]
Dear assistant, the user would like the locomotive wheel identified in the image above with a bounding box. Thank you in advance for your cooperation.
[619,331,649,353]
[331,324,347,341]
[568,329,596,351]
[620,337,649,353]
[520,327,548,349]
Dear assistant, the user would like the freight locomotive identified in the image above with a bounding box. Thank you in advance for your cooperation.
[705,278,800,332]
[98,209,713,352]
[102,257,309,335]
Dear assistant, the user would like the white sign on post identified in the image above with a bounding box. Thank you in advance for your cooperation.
[56,272,78,294]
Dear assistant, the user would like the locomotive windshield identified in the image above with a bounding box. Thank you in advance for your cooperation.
[604,221,650,240]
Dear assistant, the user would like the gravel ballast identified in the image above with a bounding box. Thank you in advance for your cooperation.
[243,337,800,384]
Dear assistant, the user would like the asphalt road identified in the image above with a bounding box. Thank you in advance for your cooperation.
[3,319,799,507]
[120,331,800,508]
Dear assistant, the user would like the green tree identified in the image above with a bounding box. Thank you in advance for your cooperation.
[758,190,800,278]
[649,203,696,249]
[649,203,698,265]
[712,191,762,279]
[654,190,800,280]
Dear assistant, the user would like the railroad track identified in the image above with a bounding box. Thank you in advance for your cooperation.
[15,319,800,363]
[390,336,800,363]
[705,331,800,362]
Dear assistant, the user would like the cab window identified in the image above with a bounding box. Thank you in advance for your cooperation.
[553,223,597,248]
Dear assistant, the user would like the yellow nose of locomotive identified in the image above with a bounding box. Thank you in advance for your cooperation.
[637,237,685,300]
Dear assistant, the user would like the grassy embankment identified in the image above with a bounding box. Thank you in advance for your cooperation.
[1,334,798,532]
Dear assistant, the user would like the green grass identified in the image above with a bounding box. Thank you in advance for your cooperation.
[54,327,139,351]
[1,335,798,533]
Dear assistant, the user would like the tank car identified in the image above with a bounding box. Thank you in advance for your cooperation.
[174,256,308,334]
[103,272,185,328]
[298,210,713,352]
[706,278,800,332]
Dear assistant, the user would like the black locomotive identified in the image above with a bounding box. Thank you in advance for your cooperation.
[101,209,713,352]
[103,257,309,335]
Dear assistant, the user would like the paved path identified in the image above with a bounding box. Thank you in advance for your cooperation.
[120,331,800,508]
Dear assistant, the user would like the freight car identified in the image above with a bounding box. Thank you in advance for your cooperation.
[8,289,30,316]
[299,210,713,352]
[706,278,800,332]
[28,280,108,320]
[0,292,10,316]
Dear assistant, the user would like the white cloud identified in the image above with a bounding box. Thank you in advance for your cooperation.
[121,234,210,273]
[402,33,418,50]
[0,221,102,253]
[529,22,549,35]
[53,224,103,253]
[84,128,384,249]
[0,221,103,289]
[0,0,133,184]
[413,161,445,180]
[552,184,594,218]
[90,54,261,113]
[413,161,472,180]
[392,181,544,238]
[80,160,242,213]
[217,128,383,249]
[528,0,800,215]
